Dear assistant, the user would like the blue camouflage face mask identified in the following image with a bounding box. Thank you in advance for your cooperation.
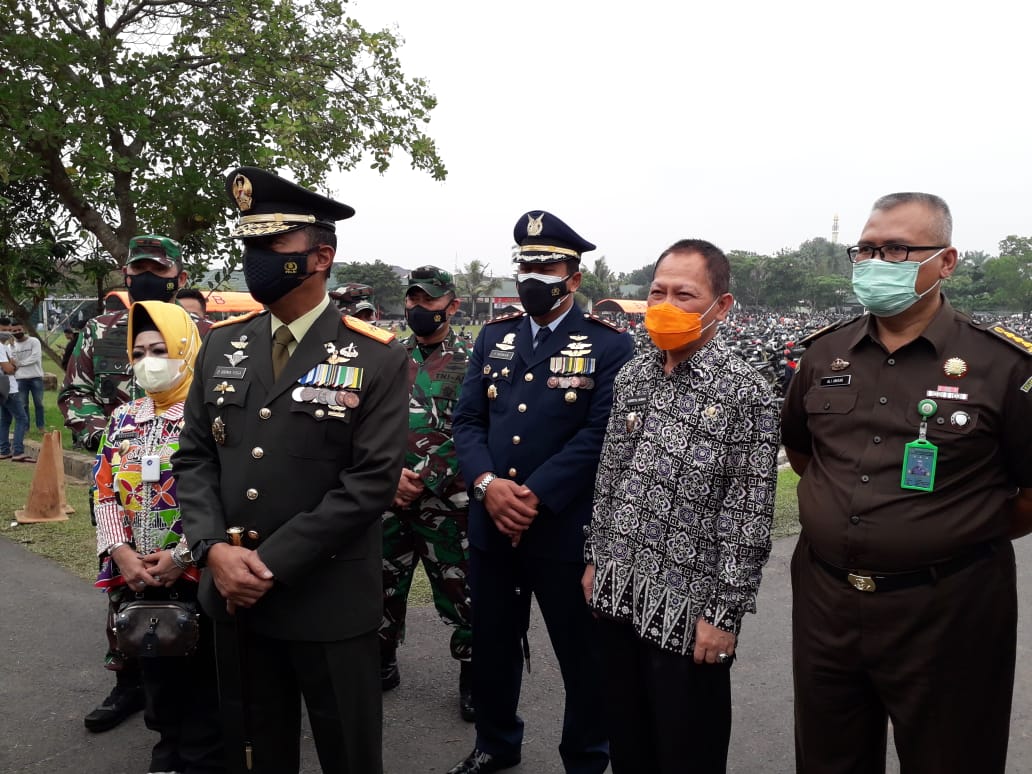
[851,249,944,317]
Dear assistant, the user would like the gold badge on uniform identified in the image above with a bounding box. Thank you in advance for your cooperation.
[829,358,850,371]
[212,416,226,445]
[232,174,253,212]
[501,367,510,377]
[483,364,491,375]
[943,357,967,378]
[214,381,235,394]
[487,384,498,400]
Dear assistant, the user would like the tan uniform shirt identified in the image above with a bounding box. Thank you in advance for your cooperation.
[782,298,1032,571]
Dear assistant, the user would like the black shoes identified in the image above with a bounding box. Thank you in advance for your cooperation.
[459,660,475,722]
[447,749,520,774]
[381,649,400,692]
[83,680,145,732]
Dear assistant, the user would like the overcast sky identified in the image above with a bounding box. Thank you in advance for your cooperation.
[315,0,1030,278]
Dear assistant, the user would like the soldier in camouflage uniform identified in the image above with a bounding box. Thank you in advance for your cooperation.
[59,235,195,733]
[60,235,194,451]
[381,265,476,721]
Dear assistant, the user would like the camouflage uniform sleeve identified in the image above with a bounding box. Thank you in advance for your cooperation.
[57,319,109,451]
[413,436,461,498]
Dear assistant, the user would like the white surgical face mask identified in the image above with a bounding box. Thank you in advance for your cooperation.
[133,356,186,394]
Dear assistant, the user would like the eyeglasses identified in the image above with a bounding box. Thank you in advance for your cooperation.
[846,244,947,264]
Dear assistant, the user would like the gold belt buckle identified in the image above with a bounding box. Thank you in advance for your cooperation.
[847,573,876,592]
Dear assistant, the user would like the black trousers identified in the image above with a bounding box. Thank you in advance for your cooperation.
[140,610,224,774]
[213,623,381,774]
[469,546,609,774]
[792,537,1017,774]
[596,617,732,774]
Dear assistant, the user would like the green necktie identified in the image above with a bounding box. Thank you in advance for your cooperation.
[272,325,295,380]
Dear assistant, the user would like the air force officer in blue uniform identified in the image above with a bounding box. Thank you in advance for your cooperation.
[449,212,635,774]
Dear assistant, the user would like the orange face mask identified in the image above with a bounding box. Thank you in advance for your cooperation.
[644,299,719,351]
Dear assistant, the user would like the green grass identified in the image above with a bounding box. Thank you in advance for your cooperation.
[0,460,97,581]
[774,467,802,538]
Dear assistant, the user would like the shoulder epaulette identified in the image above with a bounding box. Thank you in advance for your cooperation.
[485,311,524,325]
[210,309,264,330]
[584,313,625,332]
[343,315,395,344]
[798,316,860,347]
[982,322,1032,356]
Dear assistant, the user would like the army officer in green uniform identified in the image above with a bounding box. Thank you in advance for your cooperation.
[174,167,408,774]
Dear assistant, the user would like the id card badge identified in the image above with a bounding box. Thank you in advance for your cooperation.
[901,439,937,492]
[141,454,161,483]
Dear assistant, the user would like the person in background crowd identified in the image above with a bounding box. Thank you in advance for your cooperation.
[61,325,79,372]
[174,166,408,774]
[380,265,475,722]
[353,300,377,323]
[584,239,778,773]
[10,320,46,433]
[783,192,1032,773]
[93,300,222,774]
[0,322,32,462]
[176,287,209,323]
[62,235,193,734]
[449,210,634,774]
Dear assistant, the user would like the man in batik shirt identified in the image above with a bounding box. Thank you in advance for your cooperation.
[584,239,779,774]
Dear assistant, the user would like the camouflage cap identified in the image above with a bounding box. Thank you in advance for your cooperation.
[354,301,376,314]
[127,235,183,268]
[407,265,455,298]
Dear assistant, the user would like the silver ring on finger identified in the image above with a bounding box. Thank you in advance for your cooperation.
[153,575,161,582]
[717,652,730,664]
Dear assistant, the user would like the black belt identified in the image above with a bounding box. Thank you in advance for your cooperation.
[811,542,996,593]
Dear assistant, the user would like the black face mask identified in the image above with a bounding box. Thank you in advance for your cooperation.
[126,271,178,303]
[517,273,570,317]
[406,304,447,338]
[242,246,315,305]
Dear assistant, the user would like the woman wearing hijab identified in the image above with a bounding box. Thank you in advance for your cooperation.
[93,301,223,774]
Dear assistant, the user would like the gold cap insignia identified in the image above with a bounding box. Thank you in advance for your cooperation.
[526,214,543,237]
[232,174,253,212]
[943,357,968,378]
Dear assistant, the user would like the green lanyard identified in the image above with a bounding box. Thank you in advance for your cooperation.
[901,398,938,492]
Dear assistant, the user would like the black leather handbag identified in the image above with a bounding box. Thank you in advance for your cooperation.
[114,593,200,657]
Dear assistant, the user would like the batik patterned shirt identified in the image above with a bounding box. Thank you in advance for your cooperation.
[586,337,779,655]
[93,397,198,589]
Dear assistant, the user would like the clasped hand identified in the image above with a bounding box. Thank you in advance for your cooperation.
[483,478,538,546]
[206,543,274,614]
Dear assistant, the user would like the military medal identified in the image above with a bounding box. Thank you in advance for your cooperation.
[340,391,360,408]
[487,384,498,400]
[901,399,938,492]
[943,357,967,378]
[547,376,559,388]
[564,390,577,403]
[212,416,227,445]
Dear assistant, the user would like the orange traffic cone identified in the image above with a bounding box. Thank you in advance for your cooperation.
[15,430,71,523]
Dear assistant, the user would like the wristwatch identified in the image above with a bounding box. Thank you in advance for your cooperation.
[171,540,195,570]
[473,473,497,502]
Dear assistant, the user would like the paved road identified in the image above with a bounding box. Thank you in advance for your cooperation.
[2,533,1031,773]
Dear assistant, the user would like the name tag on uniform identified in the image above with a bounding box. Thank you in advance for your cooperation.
[489,349,515,360]
[214,366,246,380]
[820,375,852,387]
